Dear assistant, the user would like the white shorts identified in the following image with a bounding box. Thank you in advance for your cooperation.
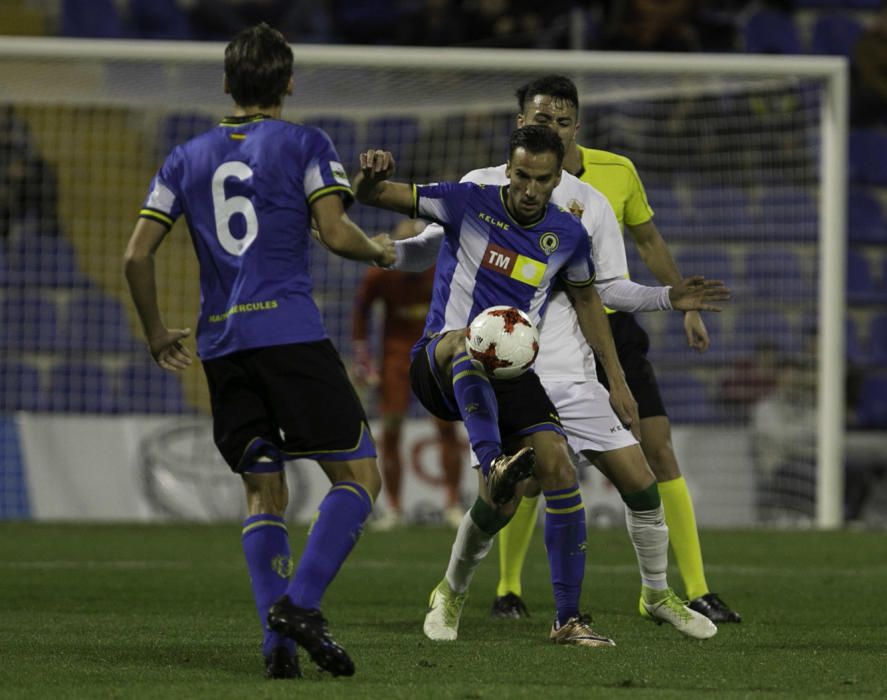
[541,379,638,456]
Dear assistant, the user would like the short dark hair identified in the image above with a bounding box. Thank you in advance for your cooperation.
[508,125,565,168]
[515,75,579,114]
[224,23,293,109]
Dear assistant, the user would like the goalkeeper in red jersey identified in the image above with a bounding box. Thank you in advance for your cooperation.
[352,220,465,529]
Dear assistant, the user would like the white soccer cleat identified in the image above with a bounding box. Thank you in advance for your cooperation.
[423,579,468,641]
[640,587,718,640]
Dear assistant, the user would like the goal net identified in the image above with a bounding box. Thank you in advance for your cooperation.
[0,40,847,526]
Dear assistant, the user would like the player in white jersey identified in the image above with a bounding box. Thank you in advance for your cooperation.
[394,164,728,644]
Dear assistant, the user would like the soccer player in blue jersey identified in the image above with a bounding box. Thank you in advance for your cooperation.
[353,125,638,646]
[123,24,394,681]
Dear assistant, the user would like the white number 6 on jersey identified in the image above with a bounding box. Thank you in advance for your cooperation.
[212,161,258,256]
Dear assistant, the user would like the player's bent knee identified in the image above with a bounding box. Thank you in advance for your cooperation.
[321,457,383,500]
[242,470,289,517]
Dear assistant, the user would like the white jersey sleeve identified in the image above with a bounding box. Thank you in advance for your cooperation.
[393,224,444,272]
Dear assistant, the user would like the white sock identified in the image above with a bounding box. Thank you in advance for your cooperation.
[624,504,669,591]
[445,510,495,594]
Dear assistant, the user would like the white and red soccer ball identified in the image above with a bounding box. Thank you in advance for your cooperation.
[465,306,540,379]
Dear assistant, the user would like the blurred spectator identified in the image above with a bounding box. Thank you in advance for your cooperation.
[721,340,780,420]
[460,0,570,48]
[600,0,701,52]
[851,7,887,127]
[0,106,60,242]
[751,357,879,523]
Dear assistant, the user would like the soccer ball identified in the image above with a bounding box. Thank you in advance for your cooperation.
[465,306,540,379]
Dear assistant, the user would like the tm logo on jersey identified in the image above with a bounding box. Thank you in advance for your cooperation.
[481,242,547,287]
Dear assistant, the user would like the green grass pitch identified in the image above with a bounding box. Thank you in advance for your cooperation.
[0,523,884,699]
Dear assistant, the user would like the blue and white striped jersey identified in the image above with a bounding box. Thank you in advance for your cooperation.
[411,181,595,357]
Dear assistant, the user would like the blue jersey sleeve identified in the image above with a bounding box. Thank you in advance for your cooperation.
[139,147,184,229]
[301,127,354,207]
[560,222,596,287]
[413,181,472,226]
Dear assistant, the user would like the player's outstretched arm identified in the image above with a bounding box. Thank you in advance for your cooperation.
[311,194,395,266]
[353,149,415,216]
[628,218,712,352]
[567,282,640,440]
[668,276,731,313]
[123,218,192,372]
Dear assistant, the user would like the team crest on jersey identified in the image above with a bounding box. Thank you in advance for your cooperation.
[539,232,559,255]
[330,161,349,186]
[566,198,585,219]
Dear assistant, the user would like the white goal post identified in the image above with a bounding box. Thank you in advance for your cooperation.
[0,38,847,527]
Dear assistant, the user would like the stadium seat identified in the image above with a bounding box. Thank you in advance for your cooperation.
[743,10,802,54]
[0,362,43,412]
[366,117,421,152]
[129,0,191,40]
[5,234,86,288]
[847,188,887,244]
[846,250,887,304]
[302,117,358,171]
[0,291,58,352]
[646,185,693,234]
[116,361,188,414]
[849,129,887,185]
[625,245,659,286]
[650,310,725,364]
[810,14,864,58]
[867,314,887,366]
[758,186,818,242]
[157,112,215,157]
[856,376,887,428]
[61,0,124,38]
[656,372,719,423]
[732,308,802,355]
[744,248,813,301]
[674,248,736,290]
[59,292,142,353]
[46,361,116,413]
[846,315,865,366]
[689,187,756,239]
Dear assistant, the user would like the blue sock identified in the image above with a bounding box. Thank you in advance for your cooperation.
[543,485,587,626]
[241,514,295,657]
[286,481,373,611]
[451,351,501,475]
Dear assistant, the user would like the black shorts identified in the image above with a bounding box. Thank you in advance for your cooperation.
[594,312,667,420]
[409,337,563,447]
[202,340,376,472]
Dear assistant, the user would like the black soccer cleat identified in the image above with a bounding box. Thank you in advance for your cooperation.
[487,447,536,505]
[264,645,301,680]
[267,596,355,677]
[688,593,741,623]
[490,592,530,619]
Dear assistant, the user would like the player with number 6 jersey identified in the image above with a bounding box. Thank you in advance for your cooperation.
[124,23,394,682]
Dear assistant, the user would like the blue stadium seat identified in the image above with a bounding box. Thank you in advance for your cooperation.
[758,186,818,242]
[303,117,358,172]
[811,13,864,57]
[847,188,886,244]
[650,310,725,364]
[625,245,659,287]
[157,112,215,158]
[732,309,803,355]
[745,249,813,300]
[129,0,191,40]
[689,187,756,239]
[674,248,736,289]
[656,372,719,423]
[0,292,58,352]
[46,361,116,413]
[61,0,124,38]
[846,315,865,366]
[646,185,692,234]
[867,314,887,366]
[849,129,887,185]
[847,250,887,304]
[0,247,8,288]
[744,10,802,54]
[116,361,188,414]
[857,376,887,428]
[6,234,86,288]
[365,117,420,152]
[59,292,142,353]
[0,362,43,412]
